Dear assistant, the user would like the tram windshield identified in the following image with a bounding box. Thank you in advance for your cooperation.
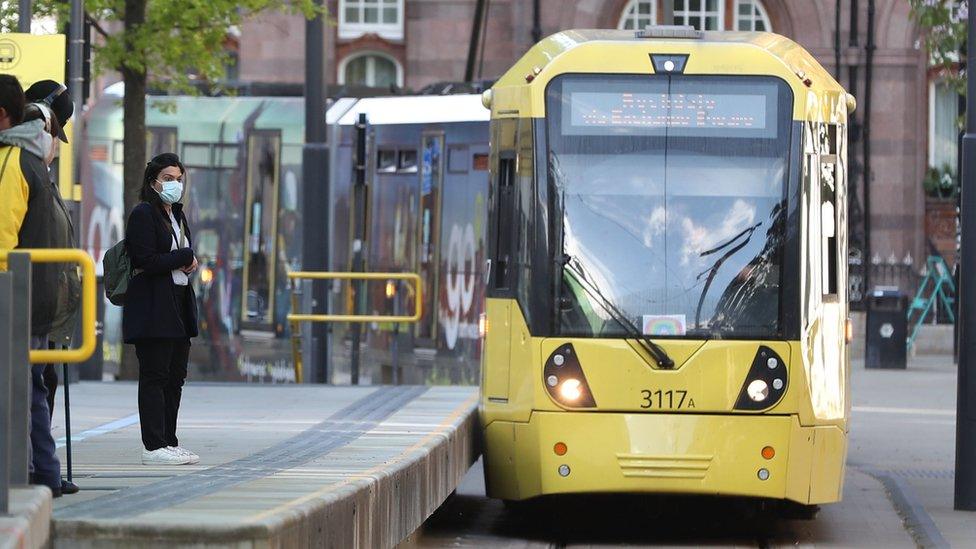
[547,74,792,339]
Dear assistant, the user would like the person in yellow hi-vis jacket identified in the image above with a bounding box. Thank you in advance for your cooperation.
[0,75,77,498]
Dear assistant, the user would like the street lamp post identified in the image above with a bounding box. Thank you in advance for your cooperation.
[17,0,31,32]
[303,0,331,383]
[956,0,976,512]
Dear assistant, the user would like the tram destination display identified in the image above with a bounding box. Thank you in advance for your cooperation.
[557,77,781,138]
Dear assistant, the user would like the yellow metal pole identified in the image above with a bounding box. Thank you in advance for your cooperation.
[286,272,422,324]
[0,249,97,364]
[289,278,304,384]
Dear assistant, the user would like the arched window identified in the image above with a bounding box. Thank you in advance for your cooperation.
[734,0,773,31]
[339,52,403,88]
[617,0,657,30]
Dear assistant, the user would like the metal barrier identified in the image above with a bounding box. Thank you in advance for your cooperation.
[287,272,422,384]
[0,249,98,364]
[287,272,422,323]
[0,249,96,514]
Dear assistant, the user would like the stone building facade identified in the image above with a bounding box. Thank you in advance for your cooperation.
[239,0,939,297]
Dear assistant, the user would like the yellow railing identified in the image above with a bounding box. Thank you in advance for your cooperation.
[0,249,97,364]
[286,271,422,324]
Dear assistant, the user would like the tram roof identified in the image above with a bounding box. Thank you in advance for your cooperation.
[488,29,854,121]
[329,94,489,126]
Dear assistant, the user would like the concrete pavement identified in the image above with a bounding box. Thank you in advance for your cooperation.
[46,382,478,547]
[0,487,50,549]
[849,355,975,547]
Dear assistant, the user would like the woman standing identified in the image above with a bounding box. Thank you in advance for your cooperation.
[123,153,200,465]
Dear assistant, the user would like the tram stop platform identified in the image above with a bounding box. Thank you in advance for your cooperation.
[46,382,477,548]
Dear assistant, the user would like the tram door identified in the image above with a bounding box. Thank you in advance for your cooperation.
[417,132,444,341]
[240,131,282,332]
[809,123,848,416]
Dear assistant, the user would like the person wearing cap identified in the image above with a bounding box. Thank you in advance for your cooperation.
[24,80,82,496]
[0,77,78,498]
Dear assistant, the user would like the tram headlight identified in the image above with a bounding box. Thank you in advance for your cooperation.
[559,379,583,401]
[747,380,769,402]
[734,346,788,411]
[544,343,597,408]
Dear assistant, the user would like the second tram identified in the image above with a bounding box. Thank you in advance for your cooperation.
[480,28,854,507]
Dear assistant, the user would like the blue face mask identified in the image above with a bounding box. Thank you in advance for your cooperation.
[155,180,183,204]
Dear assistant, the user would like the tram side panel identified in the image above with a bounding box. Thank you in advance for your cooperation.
[80,100,126,377]
[433,125,489,383]
[83,96,307,382]
[328,118,488,385]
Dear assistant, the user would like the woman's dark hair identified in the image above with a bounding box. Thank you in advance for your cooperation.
[140,152,185,204]
[0,75,25,125]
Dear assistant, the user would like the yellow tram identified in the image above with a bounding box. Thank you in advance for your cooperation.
[479,28,853,508]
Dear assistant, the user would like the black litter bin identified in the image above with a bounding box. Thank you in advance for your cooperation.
[865,288,907,369]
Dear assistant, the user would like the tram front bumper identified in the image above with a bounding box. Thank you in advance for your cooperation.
[482,412,846,505]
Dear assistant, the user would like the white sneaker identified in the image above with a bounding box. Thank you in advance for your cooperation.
[142,447,193,465]
[167,446,200,465]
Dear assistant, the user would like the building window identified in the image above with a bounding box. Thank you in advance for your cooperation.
[674,0,724,30]
[338,0,404,41]
[618,0,657,30]
[339,52,403,87]
[616,1,773,32]
[735,0,772,31]
[929,80,960,172]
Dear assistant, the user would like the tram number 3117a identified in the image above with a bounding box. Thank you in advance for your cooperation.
[640,389,696,409]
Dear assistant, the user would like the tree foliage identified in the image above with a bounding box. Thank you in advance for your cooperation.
[910,0,969,95]
[4,0,323,92]
[83,0,322,94]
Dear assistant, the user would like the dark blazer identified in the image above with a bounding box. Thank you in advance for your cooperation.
[122,202,199,343]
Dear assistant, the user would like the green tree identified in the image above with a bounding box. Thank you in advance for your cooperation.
[5,0,323,216]
[910,0,968,96]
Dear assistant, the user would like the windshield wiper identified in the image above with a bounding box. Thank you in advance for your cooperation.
[563,255,675,369]
[693,222,762,328]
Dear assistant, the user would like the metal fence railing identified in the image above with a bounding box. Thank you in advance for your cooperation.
[287,271,422,385]
[0,250,96,514]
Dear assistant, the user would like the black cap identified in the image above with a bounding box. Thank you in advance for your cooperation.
[25,80,72,143]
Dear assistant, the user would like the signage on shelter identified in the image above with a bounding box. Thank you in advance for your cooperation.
[0,33,73,200]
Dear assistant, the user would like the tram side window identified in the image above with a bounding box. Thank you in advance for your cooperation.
[377,149,397,173]
[398,149,418,173]
[494,152,516,290]
[515,118,536,325]
[489,118,519,294]
[821,125,839,297]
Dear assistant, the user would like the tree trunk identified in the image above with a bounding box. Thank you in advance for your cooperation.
[121,0,147,221]
[119,0,147,381]
[121,66,146,221]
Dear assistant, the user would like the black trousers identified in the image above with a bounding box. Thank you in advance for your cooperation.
[134,284,191,451]
[135,337,189,451]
